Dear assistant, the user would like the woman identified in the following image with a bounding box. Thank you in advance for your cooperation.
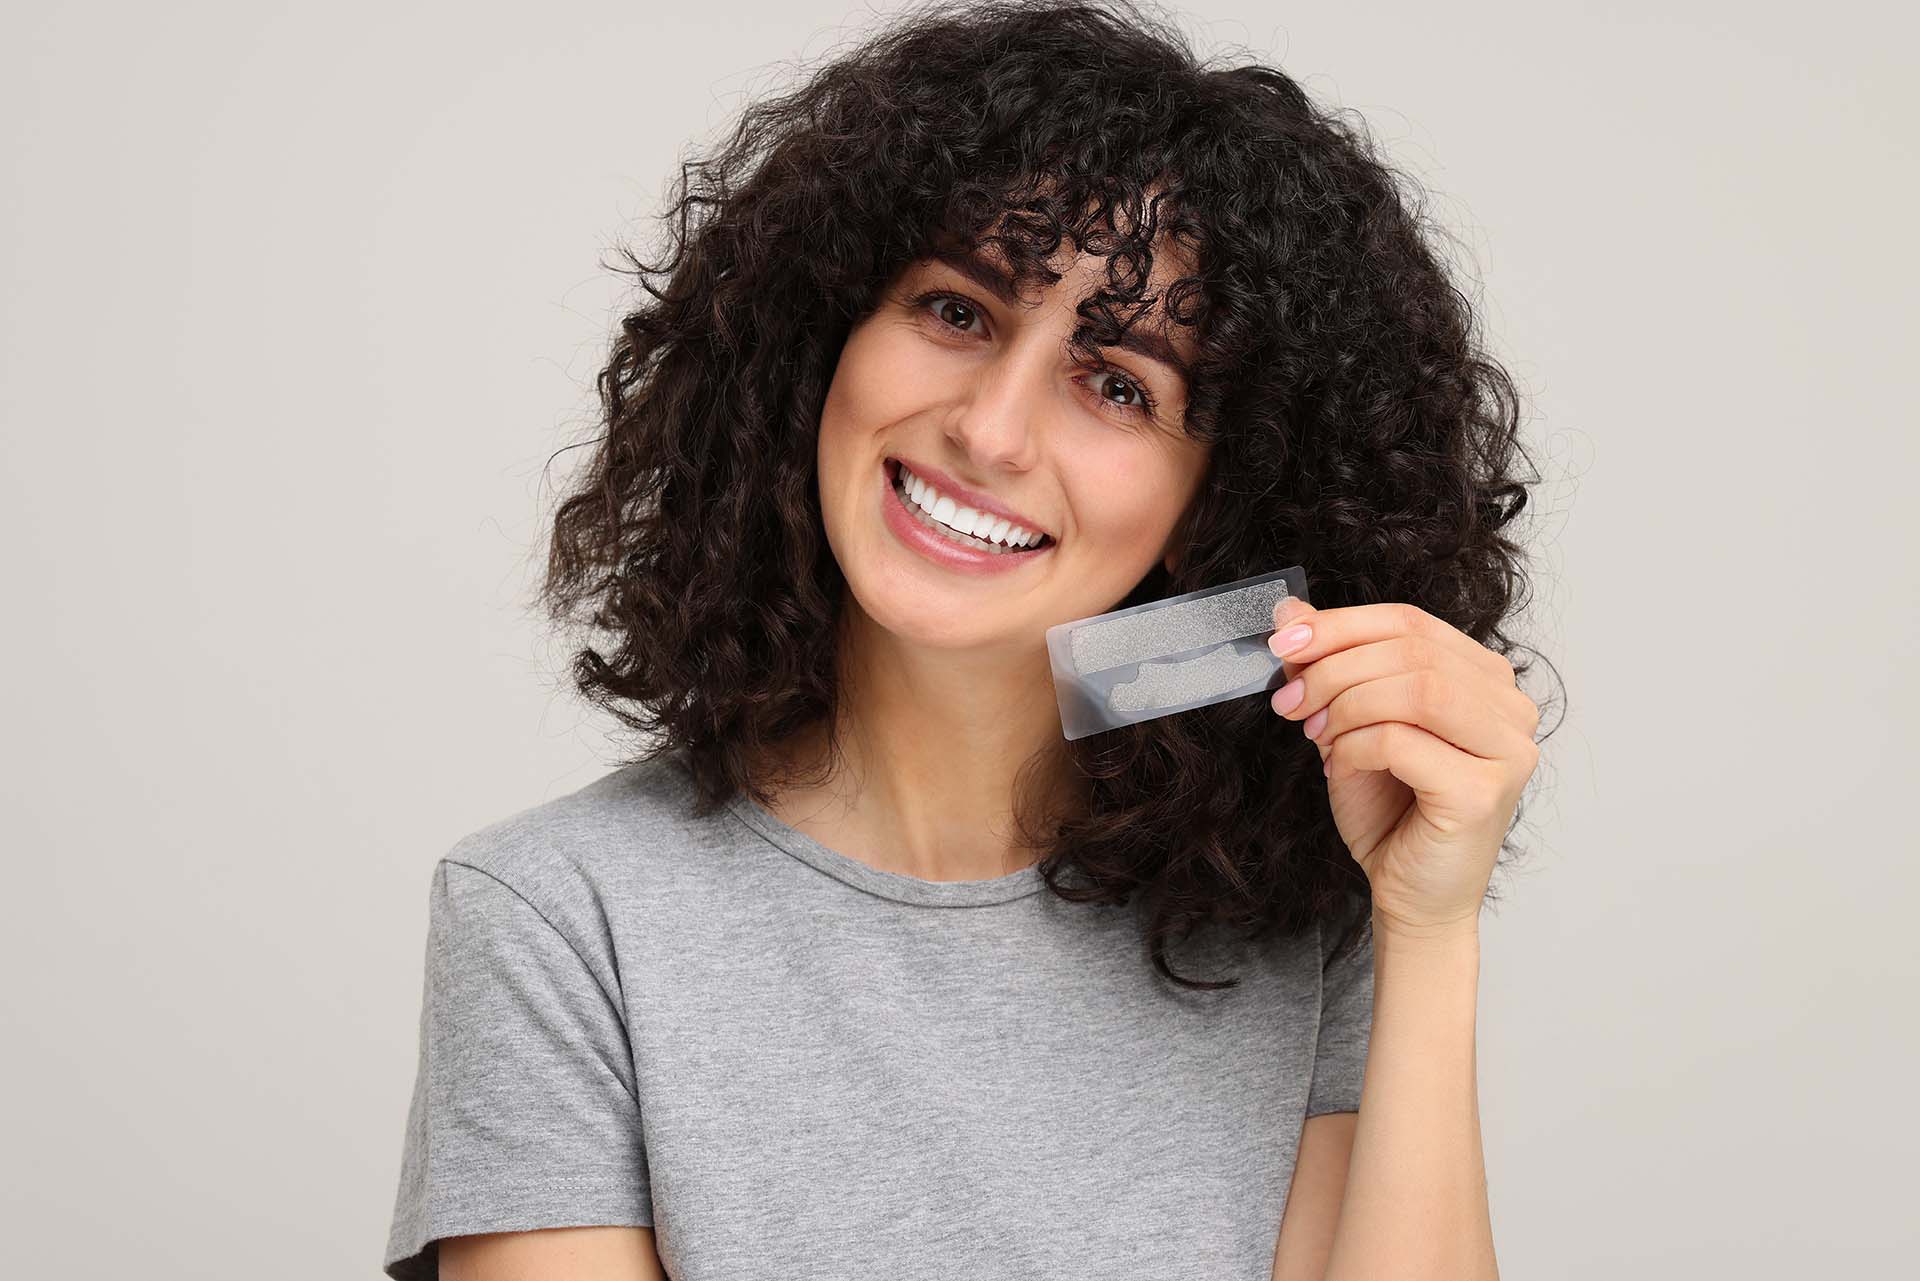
[384,2,1550,1278]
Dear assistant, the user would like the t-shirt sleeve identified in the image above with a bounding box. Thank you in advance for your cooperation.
[1306,913,1376,1117]
[384,858,653,1281]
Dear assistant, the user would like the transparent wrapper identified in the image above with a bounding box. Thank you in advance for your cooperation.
[1045,565,1311,741]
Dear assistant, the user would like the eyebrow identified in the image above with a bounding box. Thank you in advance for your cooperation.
[925,244,1195,388]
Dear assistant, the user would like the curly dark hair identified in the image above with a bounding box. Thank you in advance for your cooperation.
[537,0,1560,989]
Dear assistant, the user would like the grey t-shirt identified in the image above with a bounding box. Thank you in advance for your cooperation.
[384,748,1374,1280]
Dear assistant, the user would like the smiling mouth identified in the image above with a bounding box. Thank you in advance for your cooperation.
[885,458,1055,554]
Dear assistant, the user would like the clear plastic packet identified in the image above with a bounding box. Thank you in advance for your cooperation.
[1045,564,1311,741]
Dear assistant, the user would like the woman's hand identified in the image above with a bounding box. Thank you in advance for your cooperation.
[1266,597,1540,937]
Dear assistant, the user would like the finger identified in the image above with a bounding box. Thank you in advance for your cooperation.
[1306,668,1532,761]
[1325,720,1503,808]
[1272,635,1536,741]
[1270,600,1509,682]
[1272,594,1315,631]
[1269,596,1319,683]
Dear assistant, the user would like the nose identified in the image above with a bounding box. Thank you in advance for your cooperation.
[941,347,1048,471]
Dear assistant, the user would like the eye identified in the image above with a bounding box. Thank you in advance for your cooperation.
[913,291,985,336]
[1083,365,1159,420]
[906,289,1161,423]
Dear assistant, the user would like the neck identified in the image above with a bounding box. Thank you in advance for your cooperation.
[758,594,1081,882]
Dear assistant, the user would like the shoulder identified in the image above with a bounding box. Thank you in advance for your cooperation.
[1314,894,1374,970]
[434,746,733,927]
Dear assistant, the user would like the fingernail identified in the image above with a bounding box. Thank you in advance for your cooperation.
[1269,624,1312,658]
[1302,708,1328,739]
[1272,677,1306,715]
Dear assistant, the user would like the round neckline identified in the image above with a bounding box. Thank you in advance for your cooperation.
[723,787,1047,908]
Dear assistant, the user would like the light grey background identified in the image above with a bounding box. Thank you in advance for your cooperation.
[3,2,1912,1275]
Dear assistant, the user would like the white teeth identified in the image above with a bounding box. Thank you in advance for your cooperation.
[895,463,1048,552]
[898,466,1052,553]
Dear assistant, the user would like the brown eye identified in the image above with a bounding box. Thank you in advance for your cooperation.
[904,289,986,336]
[931,297,979,332]
[1084,366,1159,421]
[1091,369,1147,410]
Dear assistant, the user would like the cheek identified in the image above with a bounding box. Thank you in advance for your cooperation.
[817,331,889,488]
[822,323,922,437]
[1064,450,1188,551]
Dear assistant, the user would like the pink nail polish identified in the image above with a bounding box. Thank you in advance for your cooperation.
[1269,624,1312,657]
[1272,678,1306,715]
[1302,708,1328,739]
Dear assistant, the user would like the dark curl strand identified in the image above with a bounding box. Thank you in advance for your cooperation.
[538,0,1563,990]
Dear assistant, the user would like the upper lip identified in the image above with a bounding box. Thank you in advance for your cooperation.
[889,457,1054,540]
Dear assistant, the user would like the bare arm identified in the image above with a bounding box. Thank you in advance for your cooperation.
[1319,916,1497,1280]
[1271,1111,1358,1280]
[1257,582,1528,1277]
[440,1225,669,1281]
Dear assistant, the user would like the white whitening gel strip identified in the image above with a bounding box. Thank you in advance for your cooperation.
[1045,565,1310,740]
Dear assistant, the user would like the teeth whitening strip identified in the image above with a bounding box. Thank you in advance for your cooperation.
[1045,565,1311,741]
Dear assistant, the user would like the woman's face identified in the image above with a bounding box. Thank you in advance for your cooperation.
[816,238,1211,656]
